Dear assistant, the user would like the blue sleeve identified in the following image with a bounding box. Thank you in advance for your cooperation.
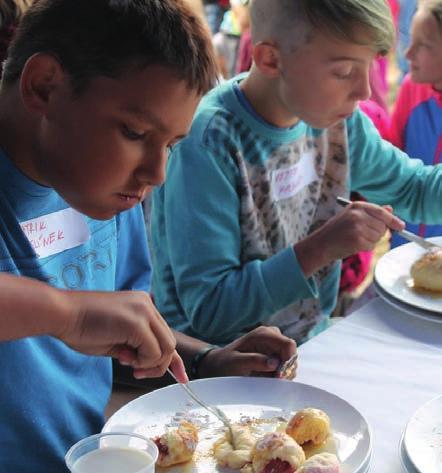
[349,109,442,224]
[156,135,317,341]
[115,204,152,292]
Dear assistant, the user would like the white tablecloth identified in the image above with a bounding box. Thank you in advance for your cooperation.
[296,298,442,473]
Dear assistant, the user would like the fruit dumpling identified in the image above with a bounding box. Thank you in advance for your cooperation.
[153,421,198,467]
[410,249,442,292]
[297,452,341,473]
[249,432,305,473]
[213,425,256,469]
[286,408,331,446]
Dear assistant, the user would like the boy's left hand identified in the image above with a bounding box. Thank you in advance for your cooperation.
[197,326,297,379]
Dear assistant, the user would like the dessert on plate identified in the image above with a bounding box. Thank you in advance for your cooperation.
[297,452,341,473]
[244,432,305,473]
[153,420,198,467]
[410,249,442,292]
[213,424,256,469]
[286,408,331,446]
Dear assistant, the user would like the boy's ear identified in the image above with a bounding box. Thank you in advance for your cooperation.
[253,42,282,78]
[20,53,66,116]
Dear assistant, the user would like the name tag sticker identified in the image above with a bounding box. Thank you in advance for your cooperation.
[20,208,90,259]
[272,151,319,201]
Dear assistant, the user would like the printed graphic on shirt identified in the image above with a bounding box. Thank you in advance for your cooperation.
[20,208,90,259]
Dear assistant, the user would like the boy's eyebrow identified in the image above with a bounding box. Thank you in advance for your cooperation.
[121,104,168,132]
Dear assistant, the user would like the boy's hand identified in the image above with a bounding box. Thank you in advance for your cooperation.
[56,290,186,380]
[197,326,297,379]
[296,201,405,277]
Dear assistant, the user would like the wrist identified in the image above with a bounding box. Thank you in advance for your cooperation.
[294,232,332,278]
[190,344,220,380]
[48,288,79,340]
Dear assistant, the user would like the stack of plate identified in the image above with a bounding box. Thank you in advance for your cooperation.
[399,396,442,473]
[374,237,442,322]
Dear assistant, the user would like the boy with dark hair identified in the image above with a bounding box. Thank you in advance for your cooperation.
[0,0,218,470]
[150,0,442,345]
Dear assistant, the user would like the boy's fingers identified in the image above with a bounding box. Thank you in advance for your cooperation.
[363,204,405,231]
[169,351,189,383]
[147,307,177,359]
[235,352,281,374]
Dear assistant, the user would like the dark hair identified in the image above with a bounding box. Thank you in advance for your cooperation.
[2,0,218,94]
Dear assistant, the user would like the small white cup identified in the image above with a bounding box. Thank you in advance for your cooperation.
[65,432,158,473]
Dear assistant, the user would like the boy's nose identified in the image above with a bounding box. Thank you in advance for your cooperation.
[136,147,168,186]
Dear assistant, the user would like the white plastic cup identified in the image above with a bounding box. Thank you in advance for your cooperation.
[65,432,158,473]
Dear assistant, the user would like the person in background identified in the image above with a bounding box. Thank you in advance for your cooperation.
[203,0,227,35]
[150,0,442,348]
[213,0,250,79]
[389,0,442,247]
[0,0,32,74]
[397,0,418,82]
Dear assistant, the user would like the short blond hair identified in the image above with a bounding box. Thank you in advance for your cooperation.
[250,0,395,55]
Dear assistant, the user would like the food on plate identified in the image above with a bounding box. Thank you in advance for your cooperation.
[297,452,341,473]
[248,432,305,473]
[213,425,256,469]
[286,408,331,445]
[153,421,198,467]
[410,249,442,292]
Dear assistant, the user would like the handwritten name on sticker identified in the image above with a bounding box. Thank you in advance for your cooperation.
[272,151,319,201]
[20,208,91,259]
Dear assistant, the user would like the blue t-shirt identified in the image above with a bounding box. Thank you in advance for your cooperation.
[0,150,152,472]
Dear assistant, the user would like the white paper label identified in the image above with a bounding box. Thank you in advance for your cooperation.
[20,208,90,259]
[271,152,319,201]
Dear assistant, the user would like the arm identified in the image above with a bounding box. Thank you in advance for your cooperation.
[0,272,70,342]
[0,272,186,380]
[349,108,442,224]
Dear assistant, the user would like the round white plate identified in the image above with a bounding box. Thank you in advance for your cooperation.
[399,432,418,473]
[374,280,442,324]
[374,237,442,314]
[404,396,442,473]
[104,377,372,473]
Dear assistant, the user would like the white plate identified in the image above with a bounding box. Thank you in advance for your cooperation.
[104,377,371,473]
[374,237,442,314]
[374,280,442,324]
[404,396,442,473]
[399,432,418,473]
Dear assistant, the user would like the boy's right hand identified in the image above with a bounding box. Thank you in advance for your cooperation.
[295,201,405,277]
[55,290,186,381]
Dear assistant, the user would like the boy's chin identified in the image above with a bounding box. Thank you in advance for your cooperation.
[71,203,120,221]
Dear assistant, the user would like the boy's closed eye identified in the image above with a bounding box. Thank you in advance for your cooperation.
[121,124,147,141]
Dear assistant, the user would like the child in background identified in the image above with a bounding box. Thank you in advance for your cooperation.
[0,0,32,74]
[203,0,227,35]
[397,0,418,82]
[150,0,442,346]
[213,0,250,79]
[389,0,442,247]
